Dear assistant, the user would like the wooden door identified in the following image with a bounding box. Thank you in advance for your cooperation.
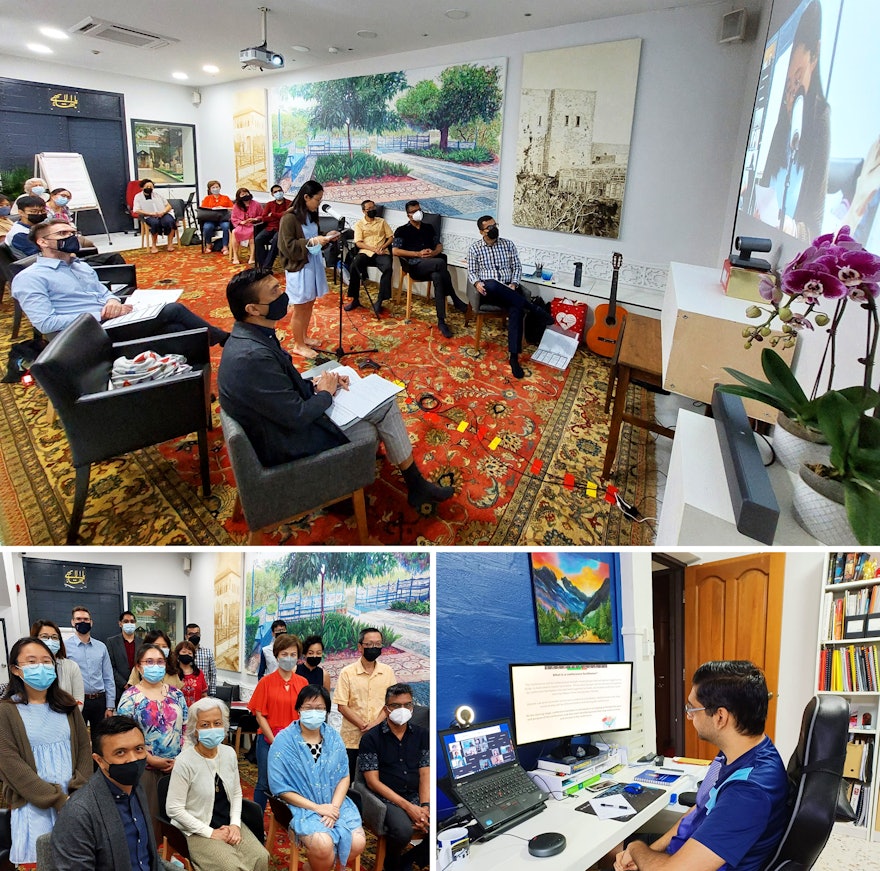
[683,552,785,759]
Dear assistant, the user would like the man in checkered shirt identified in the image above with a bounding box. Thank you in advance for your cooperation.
[185,622,216,695]
[467,215,551,379]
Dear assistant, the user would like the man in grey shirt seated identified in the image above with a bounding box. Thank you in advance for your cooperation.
[11,218,228,343]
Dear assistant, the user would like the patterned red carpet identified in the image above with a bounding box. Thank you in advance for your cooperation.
[0,246,657,545]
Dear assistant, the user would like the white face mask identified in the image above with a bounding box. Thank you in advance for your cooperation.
[388,707,413,726]
[210,187,220,195]
[122,623,136,635]
[410,210,423,223]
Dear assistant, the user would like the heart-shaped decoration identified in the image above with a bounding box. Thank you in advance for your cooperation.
[557,312,577,330]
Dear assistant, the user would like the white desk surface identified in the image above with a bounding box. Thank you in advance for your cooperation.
[453,764,701,871]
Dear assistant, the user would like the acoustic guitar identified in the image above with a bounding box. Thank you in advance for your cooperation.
[586,252,627,358]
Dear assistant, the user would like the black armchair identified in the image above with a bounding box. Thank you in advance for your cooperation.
[30,313,213,544]
[762,694,850,871]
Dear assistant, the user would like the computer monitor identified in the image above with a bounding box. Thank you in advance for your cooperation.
[508,661,633,759]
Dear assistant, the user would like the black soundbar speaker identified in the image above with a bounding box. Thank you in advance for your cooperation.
[712,387,780,544]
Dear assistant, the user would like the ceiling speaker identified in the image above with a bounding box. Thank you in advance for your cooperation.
[720,8,747,44]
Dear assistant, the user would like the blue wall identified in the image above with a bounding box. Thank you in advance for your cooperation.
[437,550,623,815]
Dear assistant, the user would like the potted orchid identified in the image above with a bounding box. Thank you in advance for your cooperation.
[718,225,880,544]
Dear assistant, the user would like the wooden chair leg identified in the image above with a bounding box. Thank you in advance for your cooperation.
[604,362,619,413]
[474,315,483,351]
[45,398,57,425]
[232,494,245,523]
[374,835,387,871]
[12,299,22,339]
[352,488,368,544]
[197,428,211,497]
[405,275,414,322]
[247,529,265,545]
[602,364,632,479]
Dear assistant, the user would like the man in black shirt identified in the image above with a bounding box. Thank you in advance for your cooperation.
[392,200,466,338]
[358,683,430,871]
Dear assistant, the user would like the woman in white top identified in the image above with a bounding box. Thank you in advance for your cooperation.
[166,697,269,871]
[29,619,84,705]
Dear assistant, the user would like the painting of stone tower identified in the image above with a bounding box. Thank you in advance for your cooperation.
[514,40,641,238]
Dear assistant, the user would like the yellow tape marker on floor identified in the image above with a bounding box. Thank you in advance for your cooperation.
[457,420,469,433]
[489,436,501,450]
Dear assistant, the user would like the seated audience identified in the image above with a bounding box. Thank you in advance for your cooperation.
[166,697,270,871]
[0,636,92,866]
[6,195,48,257]
[255,184,288,269]
[12,218,229,342]
[467,214,553,379]
[268,685,366,871]
[201,180,234,255]
[117,643,188,834]
[174,639,207,706]
[30,618,85,705]
[358,683,429,871]
[609,660,788,871]
[297,633,332,692]
[231,186,263,265]
[217,268,454,510]
[257,618,288,678]
[0,194,15,243]
[247,633,308,812]
[392,199,466,337]
[46,188,73,222]
[132,179,178,253]
[345,199,394,314]
[52,714,174,870]
[10,178,48,216]
[127,629,182,689]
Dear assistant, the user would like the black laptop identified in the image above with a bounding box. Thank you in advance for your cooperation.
[439,718,546,834]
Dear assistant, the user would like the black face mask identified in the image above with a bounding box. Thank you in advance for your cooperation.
[143,188,153,198]
[57,236,81,255]
[365,209,377,219]
[177,654,194,666]
[306,656,322,667]
[486,225,499,240]
[363,647,381,662]
[75,621,91,635]
[27,213,47,224]
[104,757,147,788]
[260,292,290,322]
[188,634,200,647]
[241,195,253,202]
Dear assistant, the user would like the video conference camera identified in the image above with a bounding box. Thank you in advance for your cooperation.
[730,235,772,271]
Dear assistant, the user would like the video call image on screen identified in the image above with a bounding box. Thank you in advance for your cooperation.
[736,0,880,256]
[508,661,633,748]
[444,722,517,780]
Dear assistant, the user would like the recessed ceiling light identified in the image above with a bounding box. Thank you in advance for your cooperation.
[172,71,188,80]
[445,9,469,19]
[26,43,53,54]
[202,64,219,74]
[328,46,339,53]
[291,45,310,52]
[356,30,378,39]
[39,27,69,40]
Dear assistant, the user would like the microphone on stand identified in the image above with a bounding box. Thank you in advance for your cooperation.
[320,203,354,240]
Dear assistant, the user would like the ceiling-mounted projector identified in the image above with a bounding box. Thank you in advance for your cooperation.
[240,6,283,70]
[240,45,284,70]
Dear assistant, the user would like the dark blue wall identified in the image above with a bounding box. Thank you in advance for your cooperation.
[436,550,623,816]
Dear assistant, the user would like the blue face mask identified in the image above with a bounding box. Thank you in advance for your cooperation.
[299,709,326,730]
[197,727,226,749]
[41,638,61,655]
[20,663,56,691]
[307,244,323,256]
[55,195,69,206]
[142,664,166,683]
[0,206,11,217]
[273,191,285,201]
[30,186,46,196]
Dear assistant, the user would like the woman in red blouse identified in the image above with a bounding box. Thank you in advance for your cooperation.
[173,640,207,707]
[255,184,289,269]
[200,180,234,255]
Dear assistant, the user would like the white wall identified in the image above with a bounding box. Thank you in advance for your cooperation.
[197,1,767,274]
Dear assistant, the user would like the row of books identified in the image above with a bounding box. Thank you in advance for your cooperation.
[844,739,874,783]
[821,591,880,641]
[818,644,880,692]
[829,552,879,584]
[847,781,871,827]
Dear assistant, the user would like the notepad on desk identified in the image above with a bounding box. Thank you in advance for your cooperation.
[304,365,403,427]
[634,769,684,784]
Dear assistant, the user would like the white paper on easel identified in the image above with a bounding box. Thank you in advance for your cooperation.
[531,325,580,370]
[588,794,634,819]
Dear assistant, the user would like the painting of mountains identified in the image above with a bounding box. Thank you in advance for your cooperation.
[530,552,615,644]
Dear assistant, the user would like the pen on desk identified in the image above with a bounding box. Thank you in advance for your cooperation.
[598,802,618,808]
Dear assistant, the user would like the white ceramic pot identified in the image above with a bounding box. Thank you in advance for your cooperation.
[773,413,831,473]
[791,464,858,545]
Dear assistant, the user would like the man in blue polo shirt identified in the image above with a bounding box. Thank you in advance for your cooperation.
[612,660,788,871]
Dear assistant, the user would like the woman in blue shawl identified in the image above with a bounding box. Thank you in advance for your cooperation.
[268,685,365,870]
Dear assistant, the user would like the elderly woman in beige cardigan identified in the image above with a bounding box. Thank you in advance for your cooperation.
[0,636,92,866]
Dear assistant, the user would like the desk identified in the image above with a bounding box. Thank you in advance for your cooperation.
[454,765,696,871]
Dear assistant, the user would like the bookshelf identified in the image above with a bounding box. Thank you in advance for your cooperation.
[816,551,880,840]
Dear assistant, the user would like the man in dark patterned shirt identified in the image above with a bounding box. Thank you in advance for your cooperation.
[467,214,552,378]
[358,683,430,871]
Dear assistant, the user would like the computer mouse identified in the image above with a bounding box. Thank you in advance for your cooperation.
[528,832,567,857]
[624,783,644,795]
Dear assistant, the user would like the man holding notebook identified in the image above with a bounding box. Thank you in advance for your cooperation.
[12,218,228,343]
[218,267,454,510]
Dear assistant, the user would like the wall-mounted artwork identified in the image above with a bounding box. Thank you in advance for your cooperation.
[530,551,616,644]
[513,39,642,238]
[131,120,197,187]
[214,552,243,672]
[268,59,505,219]
[127,592,186,645]
[233,89,268,192]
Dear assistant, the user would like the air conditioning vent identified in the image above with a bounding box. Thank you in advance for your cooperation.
[69,17,178,50]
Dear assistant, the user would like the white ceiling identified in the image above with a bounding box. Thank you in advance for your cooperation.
[4,0,720,87]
